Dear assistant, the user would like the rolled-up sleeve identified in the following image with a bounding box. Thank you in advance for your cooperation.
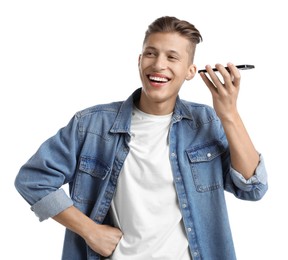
[31,189,73,222]
[15,115,80,221]
[230,154,267,189]
[226,154,268,200]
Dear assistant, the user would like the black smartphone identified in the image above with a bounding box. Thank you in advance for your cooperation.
[198,64,255,73]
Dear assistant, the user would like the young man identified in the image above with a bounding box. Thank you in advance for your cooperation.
[15,16,268,260]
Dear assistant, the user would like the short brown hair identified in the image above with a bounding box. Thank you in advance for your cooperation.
[143,16,203,62]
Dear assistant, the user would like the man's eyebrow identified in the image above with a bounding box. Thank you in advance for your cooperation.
[144,46,180,55]
[143,46,157,51]
[167,50,180,55]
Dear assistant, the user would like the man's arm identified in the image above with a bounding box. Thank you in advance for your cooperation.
[218,111,259,179]
[200,62,259,179]
[53,206,122,257]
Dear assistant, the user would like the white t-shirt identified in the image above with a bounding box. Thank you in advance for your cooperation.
[108,106,192,260]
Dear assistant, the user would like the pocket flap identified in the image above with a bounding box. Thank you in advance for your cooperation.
[187,141,225,163]
[79,156,111,180]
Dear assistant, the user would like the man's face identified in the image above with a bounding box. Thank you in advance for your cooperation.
[138,32,196,114]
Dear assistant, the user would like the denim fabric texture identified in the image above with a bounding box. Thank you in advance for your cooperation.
[15,88,268,260]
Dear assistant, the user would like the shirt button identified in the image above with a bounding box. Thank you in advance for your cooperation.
[96,216,103,222]
[193,251,198,257]
[171,152,176,157]
[187,227,192,232]
[207,152,212,158]
[182,204,187,208]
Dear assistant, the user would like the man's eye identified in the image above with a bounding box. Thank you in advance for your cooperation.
[145,52,155,57]
[168,56,177,60]
[143,50,157,56]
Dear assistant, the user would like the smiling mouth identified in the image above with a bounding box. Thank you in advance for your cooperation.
[148,75,170,83]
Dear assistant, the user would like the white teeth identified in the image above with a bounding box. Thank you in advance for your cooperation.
[149,76,168,82]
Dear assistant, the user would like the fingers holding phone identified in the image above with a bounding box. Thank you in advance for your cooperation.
[199,63,243,91]
[199,63,242,120]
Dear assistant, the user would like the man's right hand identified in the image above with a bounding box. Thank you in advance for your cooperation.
[85,224,123,257]
[53,206,122,257]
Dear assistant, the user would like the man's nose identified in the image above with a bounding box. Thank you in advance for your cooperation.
[152,55,167,71]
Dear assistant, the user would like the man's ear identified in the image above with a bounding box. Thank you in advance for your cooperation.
[186,64,197,80]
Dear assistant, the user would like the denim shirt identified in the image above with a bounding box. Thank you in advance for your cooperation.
[15,88,268,260]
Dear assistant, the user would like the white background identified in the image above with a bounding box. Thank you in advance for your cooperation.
[1,0,287,259]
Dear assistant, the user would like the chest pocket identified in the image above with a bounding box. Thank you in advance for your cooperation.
[73,156,111,204]
[186,140,225,192]
[79,156,111,180]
